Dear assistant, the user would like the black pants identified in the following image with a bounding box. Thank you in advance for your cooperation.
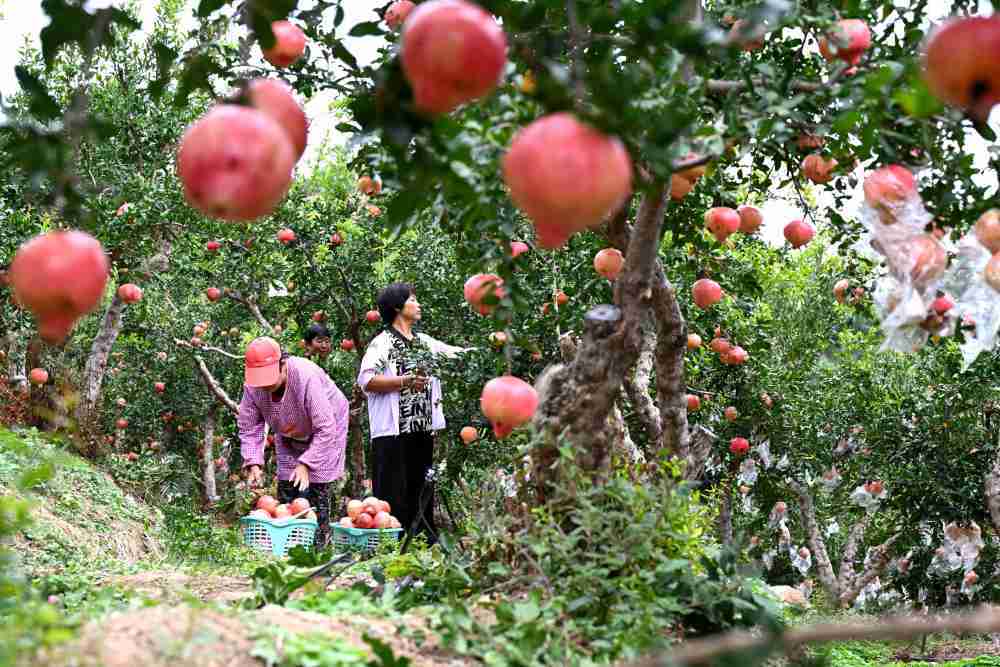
[278,480,331,549]
[372,431,436,544]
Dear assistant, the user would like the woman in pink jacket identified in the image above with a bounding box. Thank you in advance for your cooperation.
[238,336,349,548]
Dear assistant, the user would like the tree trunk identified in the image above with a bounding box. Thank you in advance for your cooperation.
[623,316,662,448]
[985,443,1000,533]
[78,239,171,424]
[789,479,839,600]
[202,406,218,505]
[718,484,733,546]
[347,384,367,498]
[651,266,689,459]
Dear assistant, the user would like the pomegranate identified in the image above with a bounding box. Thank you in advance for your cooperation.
[798,546,811,559]
[833,279,850,304]
[206,240,221,252]
[555,290,569,306]
[273,504,292,519]
[784,220,815,248]
[247,78,308,161]
[865,480,884,495]
[480,375,539,439]
[277,228,296,244]
[931,295,954,315]
[250,509,272,521]
[339,517,354,528]
[463,273,506,315]
[29,368,48,385]
[401,0,507,114]
[975,210,1000,253]
[355,512,374,529]
[154,381,166,393]
[906,235,947,288]
[330,232,343,246]
[796,133,825,151]
[723,346,749,365]
[801,154,837,184]
[489,331,508,348]
[312,311,326,322]
[737,205,763,234]
[261,20,306,68]
[704,207,741,242]
[863,165,917,222]
[340,339,355,351]
[116,418,128,429]
[965,570,980,586]
[774,501,787,514]
[366,309,380,323]
[386,0,416,29]
[367,204,382,217]
[819,19,871,65]
[924,16,1000,122]
[510,241,530,258]
[687,333,702,350]
[177,105,295,221]
[729,437,750,455]
[117,283,142,304]
[686,394,701,411]
[502,113,632,248]
[710,337,732,355]
[357,176,376,194]
[379,500,392,513]
[724,406,738,421]
[206,287,222,302]
[594,248,624,280]
[290,497,311,515]
[692,279,723,309]
[346,499,364,520]
[9,230,110,344]
[374,511,393,529]
[257,495,279,515]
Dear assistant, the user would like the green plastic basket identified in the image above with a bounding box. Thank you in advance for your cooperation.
[332,524,404,553]
[240,516,318,557]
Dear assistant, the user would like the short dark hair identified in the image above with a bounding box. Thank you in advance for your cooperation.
[376,282,414,325]
[303,323,331,343]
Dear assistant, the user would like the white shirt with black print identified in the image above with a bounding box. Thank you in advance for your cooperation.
[386,328,434,434]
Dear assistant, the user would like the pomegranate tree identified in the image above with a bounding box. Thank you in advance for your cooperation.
[480,375,539,439]
[401,0,508,114]
[9,231,110,343]
[502,113,633,248]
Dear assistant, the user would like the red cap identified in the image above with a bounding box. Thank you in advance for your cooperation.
[245,337,281,387]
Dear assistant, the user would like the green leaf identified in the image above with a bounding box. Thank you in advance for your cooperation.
[173,52,223,107]
[512,600,540,624]
[14,67,61,121]
[832,110,861,135]
[349,21,384,37]
[248,0,298,50]
[40,0,140,67]
[363,634,412,667]
[895,78,944,119]
[330,40,358,71]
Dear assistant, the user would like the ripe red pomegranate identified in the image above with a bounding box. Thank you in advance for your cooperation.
[29,368,48,385]
[329,232,343,246]
[116,418,128,429]
[206,240,221,252]
[710,337,732,355]
[723,346,749,365]
[686,394,701,411]
[460,426,477,444]
[177,105,295,221]
[502,113,633,248]
[261,20,306,68]
[931,295,954,315]
[206,287,222,302]
[277,228,296,244]
[796,133,825,151]
[965,570,980,586]
[366,309,380,323]
[247,78,308,161]
[704,207,741,242]
[273,504,293,520]
[833,279,850,304]
[924,16,1000,122]
[975,210,1000,253]
[774,501,786,514]
[10,231,110,344]
[312,311,326,322]
[692,278,723,309]
[357,176,376,194]
[865,480,884,495]
[367,204,382,217]
[687,333,702,350]
[340,339,355,351]
[784,220,815,248]
[737,205,763,234]
[510,241,530,258]
[401,0,507,114]
[480,375,539,439]
[863,165,917,222]
[463,273,506,315]
[355,512,374,529]
[801,154,837,184]
[154,382,166,393]
[819,19,871,65]
[555,290,569,306]
[594,248,624,280]
[117,283,142,304]
[906,235,947,288]
[724,406,738,421]
[289,497,311,515]
[386,0,416,29]
[729,437,749,455]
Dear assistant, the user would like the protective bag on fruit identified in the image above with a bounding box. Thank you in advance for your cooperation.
[942,230,1000,369]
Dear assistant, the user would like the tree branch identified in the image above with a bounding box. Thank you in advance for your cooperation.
[225,290,273,332]
[839,533,901,607]
[985,443,1000,533]
[706,78,823,94]
[837,514,871,594]
[789,479,839,600]
[625,606,1000,667]
[193,356,239,415]
[651,264,688,458]
[173,337,241,360]
[623,317,662,446]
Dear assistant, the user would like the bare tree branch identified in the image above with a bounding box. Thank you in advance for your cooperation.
[706,78,823,94]
[623,317,661,446]
[173,337,241,360]
[193,357,239,415]
[837,514,871,594]
[840,533,901,608]
[788,479,838,599]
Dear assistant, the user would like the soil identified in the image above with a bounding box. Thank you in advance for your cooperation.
[893,639,1000,662]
